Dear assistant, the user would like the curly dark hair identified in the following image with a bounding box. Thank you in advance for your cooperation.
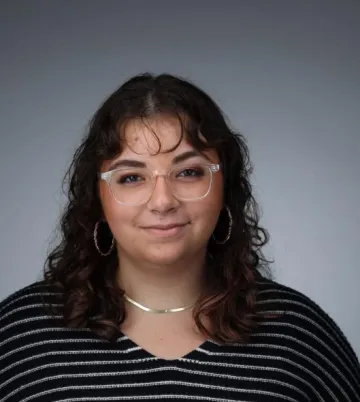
[44,73,271,344]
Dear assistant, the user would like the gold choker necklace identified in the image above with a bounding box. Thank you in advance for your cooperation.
[123,294,195,314]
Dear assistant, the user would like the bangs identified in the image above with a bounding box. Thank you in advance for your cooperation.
[97,111,222,164]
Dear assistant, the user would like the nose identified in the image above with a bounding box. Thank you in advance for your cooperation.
[146,175,179,212]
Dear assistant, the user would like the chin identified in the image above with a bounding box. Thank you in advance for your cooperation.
[143,244,190,266]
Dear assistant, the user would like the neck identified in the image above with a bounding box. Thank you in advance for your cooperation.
[116,251,206,310]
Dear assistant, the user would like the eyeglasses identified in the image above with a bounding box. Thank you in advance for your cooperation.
[100,162,221,206]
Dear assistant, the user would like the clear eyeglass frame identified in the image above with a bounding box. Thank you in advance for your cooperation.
[99,163,221,206]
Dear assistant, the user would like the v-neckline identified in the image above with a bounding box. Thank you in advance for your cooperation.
[119,331,211,362]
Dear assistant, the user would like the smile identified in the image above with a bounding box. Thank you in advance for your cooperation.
[141,223,188,238]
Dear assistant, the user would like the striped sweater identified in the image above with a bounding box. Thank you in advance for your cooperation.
[0,280,359,402]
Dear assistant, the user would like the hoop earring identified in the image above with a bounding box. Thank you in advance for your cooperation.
[94,221,115,256]
[212,206,233,245]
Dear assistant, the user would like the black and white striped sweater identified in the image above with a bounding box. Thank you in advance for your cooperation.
[1,280,359,402]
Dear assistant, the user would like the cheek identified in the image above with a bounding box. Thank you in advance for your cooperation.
[100,184,115,221]
[104,207,140,248]
[191,197,222,232]
[192,175,224,230]
[100,184,135,234]
[202,174,224,212]
[214,172,224,205]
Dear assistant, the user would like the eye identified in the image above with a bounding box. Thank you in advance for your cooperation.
[113,170,147,185]
[118,174,143,184]
[177,166,205,178]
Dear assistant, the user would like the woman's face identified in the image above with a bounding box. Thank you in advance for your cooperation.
[99,114,224,266]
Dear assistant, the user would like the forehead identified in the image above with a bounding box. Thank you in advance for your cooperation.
[101,114,220,171]
[122,114,185,155]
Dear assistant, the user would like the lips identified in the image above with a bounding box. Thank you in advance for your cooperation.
[141,222,189,238]
[143,223,188,230]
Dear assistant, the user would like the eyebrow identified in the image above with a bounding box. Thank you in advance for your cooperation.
[108,150,210,171]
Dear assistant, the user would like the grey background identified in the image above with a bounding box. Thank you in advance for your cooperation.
[0,1,359,355]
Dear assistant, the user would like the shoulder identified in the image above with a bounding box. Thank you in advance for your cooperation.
[255,277,353,341]
[253,277,360,400]
[0,281,63,340]
[256,277,338,320]
[0,281,62,313]
[254,277,358,361]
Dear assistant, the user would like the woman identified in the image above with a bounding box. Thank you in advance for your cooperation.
[0,73,359,401]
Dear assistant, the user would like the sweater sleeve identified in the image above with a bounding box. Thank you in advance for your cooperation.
[257,282,360,401]
[308,305,360,401]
